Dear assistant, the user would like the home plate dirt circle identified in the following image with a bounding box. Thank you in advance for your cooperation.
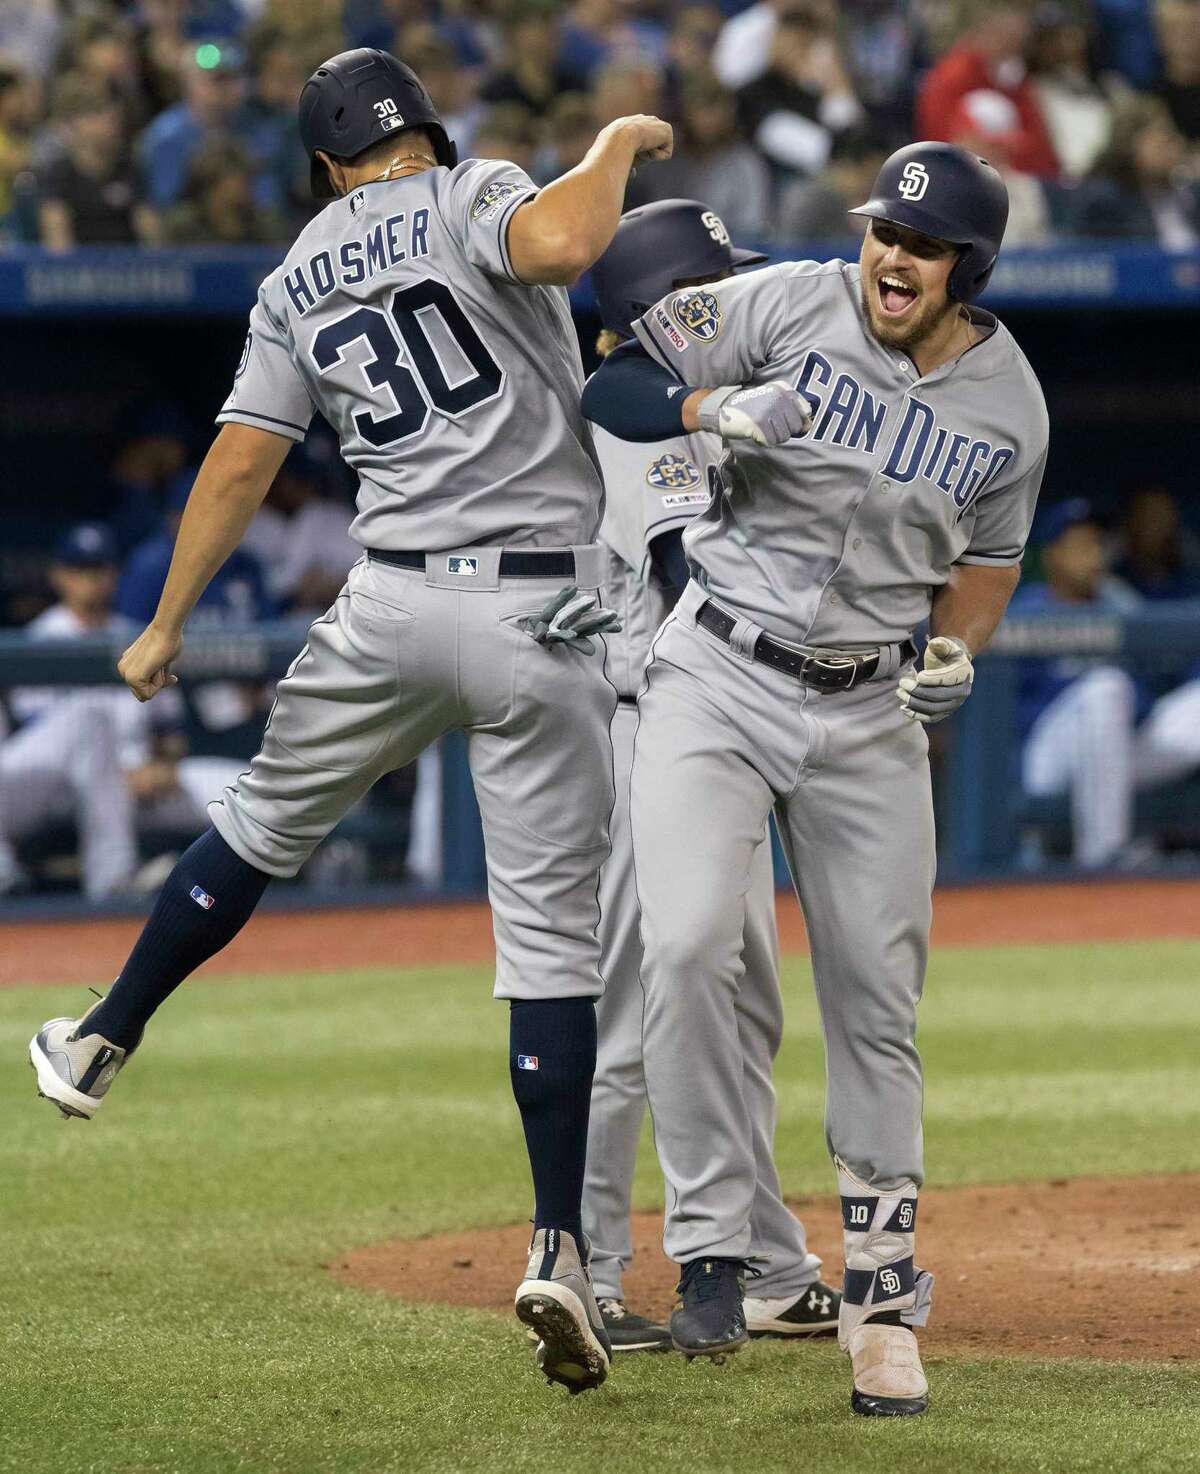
[332,1174,1200,1362]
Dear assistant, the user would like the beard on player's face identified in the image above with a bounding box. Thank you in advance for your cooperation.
[858,220,959,353]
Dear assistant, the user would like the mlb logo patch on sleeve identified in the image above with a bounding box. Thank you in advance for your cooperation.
[190,886,216,910]
[517,1055,539,1071]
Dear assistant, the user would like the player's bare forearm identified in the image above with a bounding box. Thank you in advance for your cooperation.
[507,115,672,284]
[929,562,1021,654]
[150,424,291,635]
[680,389,712,432]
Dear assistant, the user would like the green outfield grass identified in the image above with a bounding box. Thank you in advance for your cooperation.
[2,938,1198,1474]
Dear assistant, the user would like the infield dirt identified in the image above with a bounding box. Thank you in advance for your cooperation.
[333,1173,1200,1363]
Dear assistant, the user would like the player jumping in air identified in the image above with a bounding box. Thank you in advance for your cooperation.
[29,48,672,1398]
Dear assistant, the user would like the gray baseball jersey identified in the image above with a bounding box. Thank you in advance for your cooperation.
[632,259,1048,646]
[219,158,603,550]
[593,423,721,698]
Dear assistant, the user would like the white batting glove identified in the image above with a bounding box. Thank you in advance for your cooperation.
[697,381,813,447]
[897,636,974,724]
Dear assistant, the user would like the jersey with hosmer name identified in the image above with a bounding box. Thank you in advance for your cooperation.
[593,422,723,698]
[631,259,1048,647]
[219,159,603,551]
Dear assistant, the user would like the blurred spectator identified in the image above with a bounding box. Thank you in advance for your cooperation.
[666,3,726,84]
[917,0,1061,178]
[243,444,359,615]
[1154,0,1200,149]
[838,0,921,137]
[775,124,891,239]
[344,0,488,68]
[132,0,190,117]
[36,78,158,249]
[713,0,791,91]
[736,1,864,182]
[161,139,286,244]
[651,72,771,238]
[943,86,1054,241]
[1,522,245,898]
[0,0,62,82]
[139,40,248,209]
[0,524,138,897]
[118,469,272,627]
[472,102,540,174]
[1071,94,1199,243]
[1092,0,1160,88]
[69,14,152,137]
[1113,485,1200,598]
[401,26,485,157]
[0,61,36,228]
[481,4,587,118]
[107,402,193,556]
[590,54,668,204]
[237,29,309,219]
[560,0,620,79]
[1027,1,1122,180]
[1010,499,1200,867]
[535,91,598,180]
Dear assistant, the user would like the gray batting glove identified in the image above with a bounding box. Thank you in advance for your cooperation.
[521,585,622,657]
[897,636,975,724]
[697,380,813,447]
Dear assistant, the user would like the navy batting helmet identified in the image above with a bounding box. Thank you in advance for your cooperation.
[850,142,1008,303]
[299,48,458,201]
[591,199,768,337]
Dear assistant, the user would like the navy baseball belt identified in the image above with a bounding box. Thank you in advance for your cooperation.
[368,548,578,577]
[696,599,916,692]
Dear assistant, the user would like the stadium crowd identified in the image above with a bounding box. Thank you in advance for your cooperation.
[0,0,1198,249]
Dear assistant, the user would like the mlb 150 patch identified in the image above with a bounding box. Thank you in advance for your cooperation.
[662,491,709,507]
[646,453,701,491]
[653,305,689,353]
[471,180,524,222]
[671,289,722,341]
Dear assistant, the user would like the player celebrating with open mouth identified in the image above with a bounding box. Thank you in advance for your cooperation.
[583,143,1048,1415]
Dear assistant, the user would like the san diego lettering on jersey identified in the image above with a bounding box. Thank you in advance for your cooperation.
[796,349,1015,512]
[283,208,432,316]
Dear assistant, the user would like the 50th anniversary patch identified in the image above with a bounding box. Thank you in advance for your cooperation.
[471,180,524,222]
[646,452,701,491]
[671,288,723,342]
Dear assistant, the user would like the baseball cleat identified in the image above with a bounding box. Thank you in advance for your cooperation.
[670,1257,749,1361]
[514,1228,612,1394]
[29,1006,129,1120]
[745,1279,842,1337]
[848,1321,929,1417]
[597,1298,672,1353]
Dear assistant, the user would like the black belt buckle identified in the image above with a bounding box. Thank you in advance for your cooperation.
[797,650,875,691]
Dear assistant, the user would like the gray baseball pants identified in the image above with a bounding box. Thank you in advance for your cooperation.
[583,699,822,1300]
[630,582,934,1267]
[210,548,617,1001]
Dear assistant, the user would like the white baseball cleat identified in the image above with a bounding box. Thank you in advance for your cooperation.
[29,1008,129,1120]
[514,1228,612,1394]
[848,1321,929,1416]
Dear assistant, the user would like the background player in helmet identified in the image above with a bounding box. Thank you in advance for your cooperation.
[583,198,841,1356]
[29,47,673,1398]
[583,142,1048,1413]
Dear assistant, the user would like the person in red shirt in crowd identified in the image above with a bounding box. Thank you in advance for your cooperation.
[917,0,1060,178]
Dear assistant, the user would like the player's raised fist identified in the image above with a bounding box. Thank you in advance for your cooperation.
[697,381,813,447]
[118,623,182,703]
[607,114,673,164]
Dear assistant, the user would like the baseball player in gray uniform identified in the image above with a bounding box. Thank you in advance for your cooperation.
[29,48,673,1398]
[583,143,1047,1413]
[583,199,840,1354]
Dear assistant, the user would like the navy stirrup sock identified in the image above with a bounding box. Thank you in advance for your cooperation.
[509,998,597,1251]
[86,828,271,1051]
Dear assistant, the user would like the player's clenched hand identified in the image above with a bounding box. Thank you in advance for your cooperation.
[697,382,813,447]
[521,585,622,657]
[606,114,673,164]
[118,624,182,703]
[897,636,974,724]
